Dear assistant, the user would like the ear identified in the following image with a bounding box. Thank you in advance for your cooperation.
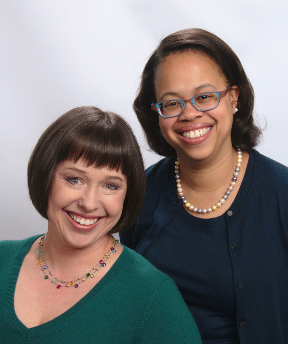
[230,86,239,113]
[230,85,239,104]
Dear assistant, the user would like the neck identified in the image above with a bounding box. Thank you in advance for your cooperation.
[40,232,113,280]
[177,146,237,193]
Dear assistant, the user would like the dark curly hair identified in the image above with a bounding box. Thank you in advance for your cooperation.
[134,28,262,157]
[27,106,145,234]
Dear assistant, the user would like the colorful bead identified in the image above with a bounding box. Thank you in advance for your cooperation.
[37,234,118,290]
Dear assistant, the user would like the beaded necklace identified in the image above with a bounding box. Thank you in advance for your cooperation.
[175,149,242,214]
[36,235,118,289]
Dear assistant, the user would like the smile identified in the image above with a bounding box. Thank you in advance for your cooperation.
[181,127,211,138]
[68,212,99,226]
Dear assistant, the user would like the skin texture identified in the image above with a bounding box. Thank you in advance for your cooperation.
[155,51,249,218]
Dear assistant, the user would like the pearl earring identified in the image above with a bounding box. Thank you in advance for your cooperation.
[234,108,238,113]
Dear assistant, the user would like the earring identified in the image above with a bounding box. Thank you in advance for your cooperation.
[234,108,238,114]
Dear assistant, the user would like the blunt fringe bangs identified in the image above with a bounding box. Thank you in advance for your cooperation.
[134,28,262,157]
[28,106,145,233]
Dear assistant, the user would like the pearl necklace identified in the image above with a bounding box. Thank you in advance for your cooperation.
[36,235,118,289]
[175,149,242,214]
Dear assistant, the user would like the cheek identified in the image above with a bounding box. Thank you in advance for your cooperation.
[107,193,126,219]
[159,117,176,135]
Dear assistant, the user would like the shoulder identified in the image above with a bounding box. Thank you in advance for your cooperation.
[253,150,288,185]
[121,246,173,284]
[144,157,174,201]
[120,247,201,343]
[0,235,40,260]
[120,246,183,296]
[146,157,174,182]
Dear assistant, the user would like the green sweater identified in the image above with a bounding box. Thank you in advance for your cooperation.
[0,235,201,343]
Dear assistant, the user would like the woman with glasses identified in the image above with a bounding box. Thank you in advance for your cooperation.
[120,28,288,343]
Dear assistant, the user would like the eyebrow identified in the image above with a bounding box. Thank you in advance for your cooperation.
[159,83,217,100]
[63,167,125,182]
[64,167,88,174]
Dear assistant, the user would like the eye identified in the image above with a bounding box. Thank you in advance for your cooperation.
[66,177,81,185]
[194,93,217,103]
[163,100,182,109]
[104,183,119,190]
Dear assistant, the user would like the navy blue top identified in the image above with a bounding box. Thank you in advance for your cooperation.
[120,150,288,344]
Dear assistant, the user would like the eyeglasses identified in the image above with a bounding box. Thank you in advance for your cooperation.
[151,87,231,118]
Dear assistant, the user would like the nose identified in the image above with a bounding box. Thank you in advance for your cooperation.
[78,187,100,212]
[178,99,204,121]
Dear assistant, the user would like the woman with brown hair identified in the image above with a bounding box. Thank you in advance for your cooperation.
[120,29,288,343]
[0,106,201,343]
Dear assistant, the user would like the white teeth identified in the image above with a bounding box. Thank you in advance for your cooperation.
[182,127,211,138]
[68,212,98,226]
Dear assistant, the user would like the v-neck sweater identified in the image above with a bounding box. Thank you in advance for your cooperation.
[0,235,201,343]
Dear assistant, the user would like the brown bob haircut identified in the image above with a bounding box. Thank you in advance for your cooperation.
[134,28,262,157]
[28,106,145,234]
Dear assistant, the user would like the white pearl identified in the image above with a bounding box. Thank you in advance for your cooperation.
[175,152,239,216]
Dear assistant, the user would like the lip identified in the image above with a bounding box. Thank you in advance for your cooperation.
[63,210,103,232]
[176,124,213,145]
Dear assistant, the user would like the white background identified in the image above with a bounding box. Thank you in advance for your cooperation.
[1,0,287,240]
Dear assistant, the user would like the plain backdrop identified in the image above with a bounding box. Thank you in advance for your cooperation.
[1,0,287,240]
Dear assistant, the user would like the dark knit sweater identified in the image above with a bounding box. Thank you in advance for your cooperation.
[121,150,288,344]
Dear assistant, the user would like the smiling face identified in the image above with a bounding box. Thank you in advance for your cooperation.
[47,159,127,249]
[155,51,239,164]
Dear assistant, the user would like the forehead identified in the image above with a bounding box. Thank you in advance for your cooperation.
[155,52,227,99]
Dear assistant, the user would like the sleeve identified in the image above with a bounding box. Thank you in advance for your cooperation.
[134,277,202,344]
